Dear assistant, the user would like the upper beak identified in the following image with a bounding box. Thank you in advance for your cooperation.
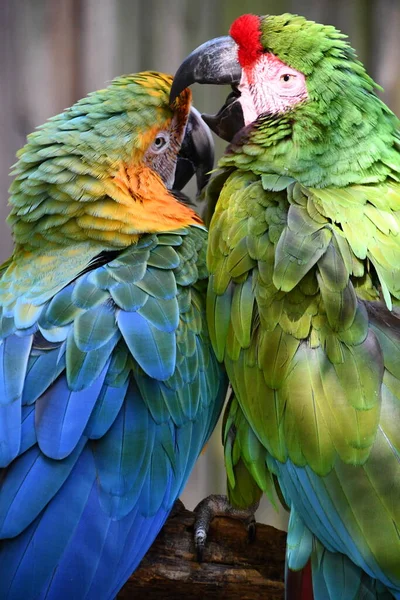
[173,106,215,195]
[170,36,245,143]
[170,36,242,103]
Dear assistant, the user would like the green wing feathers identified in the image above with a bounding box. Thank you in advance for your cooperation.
[208,170,400,478]
[223,394,275,509]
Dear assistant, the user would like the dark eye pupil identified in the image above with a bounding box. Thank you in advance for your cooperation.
[283,74,290,82]
[153,134,168,151]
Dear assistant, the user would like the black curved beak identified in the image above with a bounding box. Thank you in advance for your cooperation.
[170,36,244,143]
[202,89,245,142]
[173,106,215,195]
[170,36,242,101]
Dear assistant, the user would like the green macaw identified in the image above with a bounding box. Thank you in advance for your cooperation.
[171,13,400,599]
[0,71,226,599]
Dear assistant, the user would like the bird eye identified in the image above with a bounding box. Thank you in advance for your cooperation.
[151,133,170,153]
[280,73,295,84]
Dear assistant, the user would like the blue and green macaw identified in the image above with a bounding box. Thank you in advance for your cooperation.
[0,71,226,599]
[171,13,400,600]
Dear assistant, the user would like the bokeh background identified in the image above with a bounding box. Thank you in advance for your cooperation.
[1,0,399,531]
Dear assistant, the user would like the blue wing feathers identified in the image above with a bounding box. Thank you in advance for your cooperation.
[19,405,36,455]
[37,323,68,343]
[278,458,397,592]
[1,448,95,600]
[0,230,225,599]
[42,283,81,327]
[38,483,114,600]
[74,304,117,352]
[71,274,109,309]
[117,309,176,380]
[85,379,129,439]
[160,384,188,426]
[135,267,177,299]
[0,335,32,405]
[110,282,148,310]
[93,380,156,520]
[146,245,180,269]
[135,375,170,424]
[137,295,180,332]
[0,400,22,467]
[66,330,119,390]
[35,364,108,459]
[22,350,65,406]
[106,260,147,284]
[286,508,313,571]
[142,447,173,516]
[0,315,16,339]
[0,438,86,538]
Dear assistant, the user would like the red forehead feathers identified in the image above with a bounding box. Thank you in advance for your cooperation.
[229,14,263,69]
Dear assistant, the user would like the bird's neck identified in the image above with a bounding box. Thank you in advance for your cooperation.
[219,99,400,188]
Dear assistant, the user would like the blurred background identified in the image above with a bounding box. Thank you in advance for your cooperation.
[1,0,400,531]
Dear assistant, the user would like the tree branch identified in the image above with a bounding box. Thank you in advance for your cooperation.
[118,502,286,599]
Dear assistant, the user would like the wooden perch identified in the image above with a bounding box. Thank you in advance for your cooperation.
[118,502,286,599]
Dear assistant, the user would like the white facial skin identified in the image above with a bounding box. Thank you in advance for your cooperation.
[238,53,308,125]
[143,112,185,189]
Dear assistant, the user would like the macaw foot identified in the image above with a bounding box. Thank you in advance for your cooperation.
[193,494,259,561]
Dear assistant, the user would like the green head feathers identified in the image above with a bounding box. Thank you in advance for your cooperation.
[8,71,197,251]
[258,13,378,109]
[229,13,377,109]
[227,13,400,186]
[14,72,186,172]
[172,13,400,187]
[259,14,371,80]
[1,71,207,309]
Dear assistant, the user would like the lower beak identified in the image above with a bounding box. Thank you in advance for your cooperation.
[173,106,214,195]
[202,89,244,142]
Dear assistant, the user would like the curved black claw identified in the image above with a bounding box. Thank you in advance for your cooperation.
[193,494,259,562]
[247,513,257,543]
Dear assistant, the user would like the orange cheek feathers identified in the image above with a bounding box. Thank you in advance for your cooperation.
[110,164,203,233]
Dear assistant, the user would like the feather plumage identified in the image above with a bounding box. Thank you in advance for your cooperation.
[191,13,400,598]
[0,71,225,599]
[0,227,225,599]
